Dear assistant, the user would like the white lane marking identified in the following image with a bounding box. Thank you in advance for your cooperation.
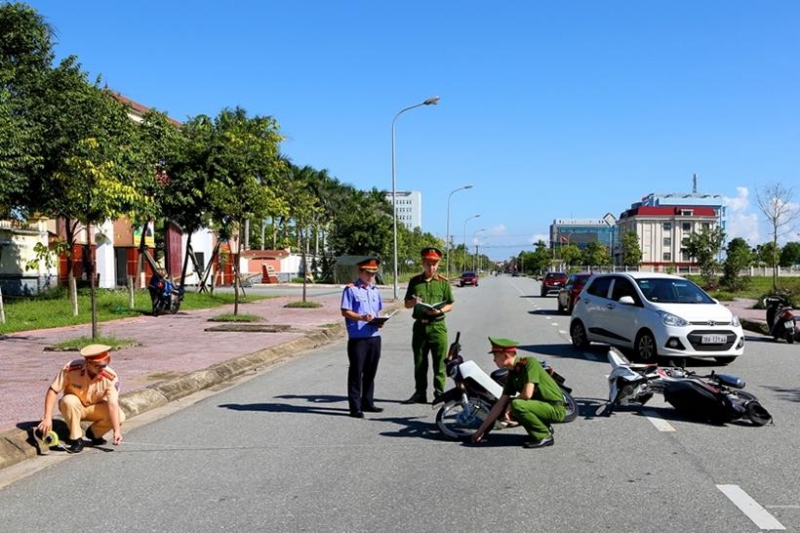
[558,330,568,335]
[765,506,800,509]
[640,409,676,432]
[551,322,559,327]
[717,485,785,530]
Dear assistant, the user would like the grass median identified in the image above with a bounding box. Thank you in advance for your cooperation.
[0,287,271,335]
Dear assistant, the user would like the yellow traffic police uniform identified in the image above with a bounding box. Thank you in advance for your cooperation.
[49,359,126,440]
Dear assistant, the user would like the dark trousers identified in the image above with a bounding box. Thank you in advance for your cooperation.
[347,336,381,413]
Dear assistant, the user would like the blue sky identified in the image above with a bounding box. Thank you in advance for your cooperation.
[25,0,800,259]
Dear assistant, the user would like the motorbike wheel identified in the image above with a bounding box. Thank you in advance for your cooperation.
[170,299,181,314]
[436,395,493,441]
[561,389,578,423]
[787,332,795,344]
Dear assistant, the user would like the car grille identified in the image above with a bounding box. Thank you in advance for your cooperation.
[686,329,737,351]
[689,320,732,326]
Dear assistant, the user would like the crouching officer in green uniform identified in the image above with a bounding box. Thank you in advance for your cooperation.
[471,337,566,448]
[402,247,454,404]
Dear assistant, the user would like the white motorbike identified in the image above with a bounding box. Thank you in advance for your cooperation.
[433,332,578,440]
[603,346,772,426]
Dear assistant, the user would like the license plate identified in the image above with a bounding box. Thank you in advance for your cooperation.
[701,334,727,344]
[784,320,794,329]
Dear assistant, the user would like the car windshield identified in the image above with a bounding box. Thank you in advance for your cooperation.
[462,272,476,277]
[636,278,715,304]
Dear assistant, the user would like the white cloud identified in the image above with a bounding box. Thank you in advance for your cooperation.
[724,187,760,244]
[531,233,549,244]
[487,224,507,236]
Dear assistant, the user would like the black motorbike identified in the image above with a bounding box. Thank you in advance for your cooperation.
[764,296,797,343]
[433,332,578,440]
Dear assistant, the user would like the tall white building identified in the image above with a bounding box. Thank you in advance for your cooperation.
[385,190,422,230]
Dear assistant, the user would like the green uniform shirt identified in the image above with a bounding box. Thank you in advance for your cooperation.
[404,274,454,321]
[502,357,564,403]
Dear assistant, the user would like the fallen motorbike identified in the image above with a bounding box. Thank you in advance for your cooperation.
[604,346,772,426]
[433,332,578,440]
[764,296,797,344]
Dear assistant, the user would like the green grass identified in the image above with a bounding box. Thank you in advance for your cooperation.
[284,300,322,309]
[0,287,271,335]
[49,335,138,351]
[208,313,263,322]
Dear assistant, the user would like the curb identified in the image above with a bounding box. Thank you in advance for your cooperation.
[0,301,405,473]
[740,318,769,336]
[0,324,345,471]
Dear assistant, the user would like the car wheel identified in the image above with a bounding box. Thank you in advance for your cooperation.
[714,356,736,365]
[634,330,657,363]
[557,300,565,313]
[570,320,590,349]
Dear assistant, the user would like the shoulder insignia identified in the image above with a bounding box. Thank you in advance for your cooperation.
[434,274,450,281]
[66,359,84,371]
[100,368,117,380]
[344,282,355,288]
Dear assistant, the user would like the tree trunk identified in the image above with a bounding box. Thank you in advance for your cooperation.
[89,223,98,340]
[0,286,5,324]
[180,232,193,288]
[199,242,220,294]
[301,227,308,303]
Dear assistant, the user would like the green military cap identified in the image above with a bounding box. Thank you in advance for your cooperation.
[488,337,519,354]
[421,247,443,260]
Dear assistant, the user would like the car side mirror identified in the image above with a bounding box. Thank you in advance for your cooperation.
[618,295,635,305]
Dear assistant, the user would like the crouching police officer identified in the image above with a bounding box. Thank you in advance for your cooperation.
[471,337,565,449]
[36,344,125,453]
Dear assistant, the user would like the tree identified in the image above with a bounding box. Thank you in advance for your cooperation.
[755,242,781,268]
[519,240,551,275]
[682,227,725,286]
[621,231,642,267]
[779,241,800,268]
[0,2,53,216]
[205,107,284,315]
[582,242,611,268]
[756,183,800,290]
[557,243,582,268]
[721,237,753,291]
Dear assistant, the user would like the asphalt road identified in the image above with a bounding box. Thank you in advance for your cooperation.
[1,275,798,532]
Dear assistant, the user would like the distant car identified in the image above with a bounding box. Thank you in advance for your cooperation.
[569,272,744,365]
[540,271,568,297]
[557,272,593,314]
[460,271,479,287]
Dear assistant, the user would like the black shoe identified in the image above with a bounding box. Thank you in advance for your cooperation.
[402,392,428,404]
[65,438,85,453]
[86,428,107,446]
[433,391,444,402]
[362,405,384,413]
[523,436,554,449]
[349,411,365,419]
[547,424,554,435]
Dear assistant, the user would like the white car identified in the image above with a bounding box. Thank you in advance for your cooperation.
[569,272,744,365]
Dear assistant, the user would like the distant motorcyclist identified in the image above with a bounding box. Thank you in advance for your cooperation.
[472,337,566,449]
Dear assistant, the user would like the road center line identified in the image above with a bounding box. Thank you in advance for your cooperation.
[640,409,676,432]
[717,485,785,530]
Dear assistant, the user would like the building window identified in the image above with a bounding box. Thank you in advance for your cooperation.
[663,252,672,261]
[682,222,692,232]
[702,222,710,231]
[680,209,693,216]
[663,237,671,247]
[681,250,691,262]
[663,222,672,231]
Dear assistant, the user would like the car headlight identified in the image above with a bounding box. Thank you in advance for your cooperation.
[660,311,688,327]
[732,315,741,327]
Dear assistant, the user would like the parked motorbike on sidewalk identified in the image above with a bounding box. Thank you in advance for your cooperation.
[148,275,185,316]
[764,296,797,344]
[432,332,578,440]
[604,346,772,426]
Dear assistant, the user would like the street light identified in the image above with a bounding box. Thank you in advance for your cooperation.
[472,228,486,271]
[391,95,440,300]
[462,214,480,273]
[445,184,473,277]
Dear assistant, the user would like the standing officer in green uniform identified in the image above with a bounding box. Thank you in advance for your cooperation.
[471,337,566,448]
[402,247,454,404]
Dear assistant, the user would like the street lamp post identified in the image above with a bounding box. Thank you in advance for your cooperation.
[391,95,440,301]
[472,228,486,271]
[462,214,480,272]
[445,184,473,277]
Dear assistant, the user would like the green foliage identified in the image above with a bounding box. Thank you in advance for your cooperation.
[518,240,551,275]
[557,243,582,268]
[780,241,800,267]
[208,313,262,322]
[754,241,780,268]
[581,242,611,267]
[621,231,642,267]
[721,237,753,291]
[682,227,725,284]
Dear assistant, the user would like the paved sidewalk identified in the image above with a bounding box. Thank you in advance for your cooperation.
[0,287,405,469]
